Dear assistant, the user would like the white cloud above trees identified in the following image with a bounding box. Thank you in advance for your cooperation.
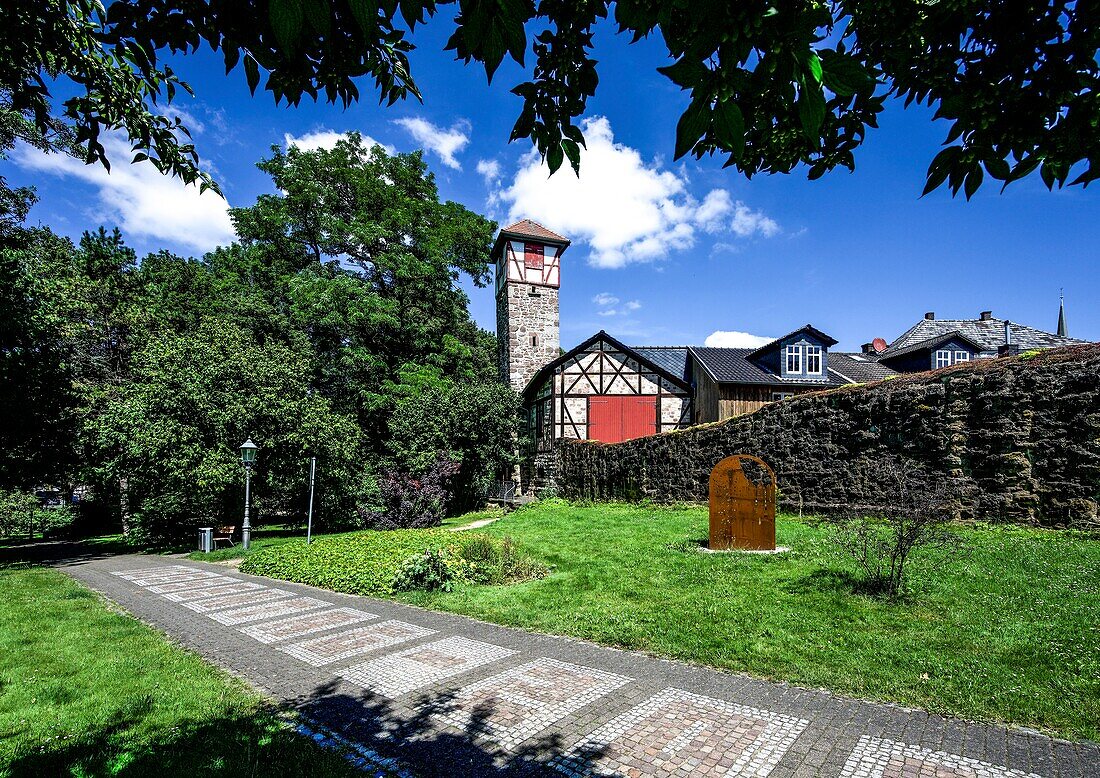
[393,117,471,169]
[283,129,393,153]
[490,116,780,269]
[13,135,235,254]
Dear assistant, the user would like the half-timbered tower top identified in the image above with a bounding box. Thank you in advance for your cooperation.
[494,219,571,392]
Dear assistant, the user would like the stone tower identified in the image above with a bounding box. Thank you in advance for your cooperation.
[493,219,570,391]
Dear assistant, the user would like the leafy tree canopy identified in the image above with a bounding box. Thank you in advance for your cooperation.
[0,137,519,542]
[4,1,1098,199]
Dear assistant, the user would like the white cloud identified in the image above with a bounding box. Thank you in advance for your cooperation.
[476,159,502,186]
[283,129,392,154]
[592,292,640,317]
[490,116,779,269]
[731,201,780,238]
[704,330,775,348]
[393,117,470,170]
[13,136,234,254]
[696,189,733,232]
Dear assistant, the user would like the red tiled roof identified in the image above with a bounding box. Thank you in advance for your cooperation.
[500,219,569,244]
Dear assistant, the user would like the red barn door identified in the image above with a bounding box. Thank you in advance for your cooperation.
[588,396,657,443]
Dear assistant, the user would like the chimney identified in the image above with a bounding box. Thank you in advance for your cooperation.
[980,310,993,321]
[998,320,1020,357]
[925,311,935,320]
[861,342,875,354]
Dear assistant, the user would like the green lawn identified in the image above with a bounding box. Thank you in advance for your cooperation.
[0,565,360,777]
[394,501,1098,741]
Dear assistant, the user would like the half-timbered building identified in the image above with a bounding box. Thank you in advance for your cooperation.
[493,219,1084,494]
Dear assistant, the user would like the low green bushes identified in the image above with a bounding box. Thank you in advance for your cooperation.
[239,529,547,596]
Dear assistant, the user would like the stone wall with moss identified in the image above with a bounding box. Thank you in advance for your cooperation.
[555,345,1100,529]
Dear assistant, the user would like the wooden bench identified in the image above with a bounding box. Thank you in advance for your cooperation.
[212,525,236,548]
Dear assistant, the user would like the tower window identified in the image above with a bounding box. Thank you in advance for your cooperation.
[531,334,539,347]
[524,243,544,270]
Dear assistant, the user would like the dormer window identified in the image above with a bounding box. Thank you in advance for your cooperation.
[806,345,822,374]
[785,344,802,373]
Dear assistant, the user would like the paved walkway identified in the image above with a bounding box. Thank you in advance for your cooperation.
[57,551,1097,778]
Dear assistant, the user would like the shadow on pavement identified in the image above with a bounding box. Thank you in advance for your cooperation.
[288,676,612,777]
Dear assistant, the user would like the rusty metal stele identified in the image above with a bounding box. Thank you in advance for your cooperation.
[708,455,777,551]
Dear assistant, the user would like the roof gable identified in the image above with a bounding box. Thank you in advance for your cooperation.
[745,324,839,361]
[884,316,1086,355]
[493,219,570,257]
[878,330,984,364]
[522,331,691,399]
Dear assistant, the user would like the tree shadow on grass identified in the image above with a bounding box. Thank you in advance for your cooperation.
[4,675,612,777]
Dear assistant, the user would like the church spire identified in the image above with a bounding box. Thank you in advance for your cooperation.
[1057,290,1068,338]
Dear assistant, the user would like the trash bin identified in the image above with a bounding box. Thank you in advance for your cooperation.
[198,527,214,553]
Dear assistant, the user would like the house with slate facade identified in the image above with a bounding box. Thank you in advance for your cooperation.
[865,309,1086,372]
[493,220,1085,491]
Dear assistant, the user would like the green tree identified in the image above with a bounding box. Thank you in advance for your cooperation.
[231,134,498,432]
[85,318,363,542]
[5,1,1098,198]
[1,137,518,540]
[0,224,82,488]
[387,376,523,513]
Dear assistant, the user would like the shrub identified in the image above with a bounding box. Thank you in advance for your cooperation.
[830,461,967,598]
[391,548,459,592]
[360,453,460,530]
[387,380,523,513]
[239,527,548,595]
[240,529,452,595]
[456,534,549,585]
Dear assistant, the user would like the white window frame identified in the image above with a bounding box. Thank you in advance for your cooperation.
[805,344,822,375]
[935,349,953,368]
[954,350,970,363]
[785,344,803,374]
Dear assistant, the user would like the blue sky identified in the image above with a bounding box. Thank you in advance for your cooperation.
[7,17,1098,351]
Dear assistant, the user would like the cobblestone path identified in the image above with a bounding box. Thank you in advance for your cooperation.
[59,553,1098,778]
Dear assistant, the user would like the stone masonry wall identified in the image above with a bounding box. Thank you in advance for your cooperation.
[498,283,560,392]
[555,345,1100,529]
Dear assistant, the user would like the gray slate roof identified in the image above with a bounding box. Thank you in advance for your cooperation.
[632,347,692,382]
[827,353,899,383]
[630,346,898,388]
[883,316,1086,356]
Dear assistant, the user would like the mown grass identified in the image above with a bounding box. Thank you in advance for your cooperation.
[0,565,360,777]
[397,500,1100,741]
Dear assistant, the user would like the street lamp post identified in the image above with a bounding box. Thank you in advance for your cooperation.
[239,438,258,550]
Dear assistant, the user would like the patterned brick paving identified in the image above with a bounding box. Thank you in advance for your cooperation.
[339,635,517,699]
[435,658,631,750]
[240,607,378,644]
[277,620,436,666]
[207,595,330,625]
[70,554,1099,778]
[161,580,265,601]
[552,687,808,777]
[840,737,1045,778]
[181,586,293,613]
